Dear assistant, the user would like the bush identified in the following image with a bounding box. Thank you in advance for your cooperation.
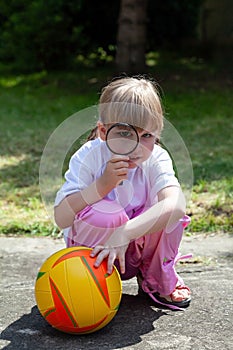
[0,0,202,72]
[0,0,85,71]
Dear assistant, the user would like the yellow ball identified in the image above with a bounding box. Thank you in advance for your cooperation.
[35,246,122,334]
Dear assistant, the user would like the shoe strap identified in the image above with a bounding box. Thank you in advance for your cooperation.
[175,252,193,264]
[147,292,184,311]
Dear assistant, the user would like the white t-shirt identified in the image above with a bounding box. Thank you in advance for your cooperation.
[55,138,179,219]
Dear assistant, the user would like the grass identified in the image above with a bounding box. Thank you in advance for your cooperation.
[0,58,232,236]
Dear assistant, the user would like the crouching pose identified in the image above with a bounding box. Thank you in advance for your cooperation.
[54,76,191,310]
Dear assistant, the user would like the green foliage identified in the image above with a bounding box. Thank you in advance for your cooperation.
[148,0,203,50]
[0,0,85,71]
[75,46,115,68]
[0,0,202,72]
[0,221,59,236]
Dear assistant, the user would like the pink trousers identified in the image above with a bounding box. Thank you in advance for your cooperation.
[66,199,190,296]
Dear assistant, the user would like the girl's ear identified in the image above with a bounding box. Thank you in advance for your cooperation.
[97,121,107,141]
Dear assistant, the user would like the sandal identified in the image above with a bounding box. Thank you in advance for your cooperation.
[151,285,191,309]
[137,274,191,311]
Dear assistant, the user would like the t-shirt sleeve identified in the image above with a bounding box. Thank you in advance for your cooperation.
[148,146,180,204]
[54,142,97,207]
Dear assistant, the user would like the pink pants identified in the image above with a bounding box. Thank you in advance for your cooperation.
[66,199,190,296]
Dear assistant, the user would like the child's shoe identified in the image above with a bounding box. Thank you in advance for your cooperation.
[137,273,191,311]
[148,285,191,309]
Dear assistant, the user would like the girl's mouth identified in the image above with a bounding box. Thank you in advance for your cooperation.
[129,155,141,161]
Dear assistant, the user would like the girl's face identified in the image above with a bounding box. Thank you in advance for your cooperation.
[98,122,157,168]
[126,127,157,168]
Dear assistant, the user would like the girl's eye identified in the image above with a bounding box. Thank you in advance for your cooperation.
[142,133,153,138]
[119,131,131,137]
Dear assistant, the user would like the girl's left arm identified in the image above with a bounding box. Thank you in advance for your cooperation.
[91,185,186,274]
[122,185,186,241]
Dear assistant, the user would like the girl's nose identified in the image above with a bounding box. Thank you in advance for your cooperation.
[130,142,143,157]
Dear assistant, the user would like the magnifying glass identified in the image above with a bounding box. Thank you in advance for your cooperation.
[106,122,139,155]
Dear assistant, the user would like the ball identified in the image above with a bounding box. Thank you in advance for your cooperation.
[35,246,122,334]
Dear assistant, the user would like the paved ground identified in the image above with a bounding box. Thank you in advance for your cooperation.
[0,233,233,350]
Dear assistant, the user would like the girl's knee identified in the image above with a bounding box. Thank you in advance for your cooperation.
[76,199,129,228]
[165,215,191,234]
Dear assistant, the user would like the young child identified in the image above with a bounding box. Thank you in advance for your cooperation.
[54,76,191,310]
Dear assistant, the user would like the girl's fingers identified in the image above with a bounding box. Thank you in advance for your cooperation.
[91,248,110,268]
[90,245,104,257]
[107,251,117,274]
[118,252,126,274]
[90,246,126,275]
[110,155,129,162]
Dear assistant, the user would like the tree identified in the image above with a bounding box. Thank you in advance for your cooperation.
[115,0,148,74]
[0,0,203,72]
[198,0,233,61]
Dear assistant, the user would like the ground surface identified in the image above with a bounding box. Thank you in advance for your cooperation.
[0,233,233,349]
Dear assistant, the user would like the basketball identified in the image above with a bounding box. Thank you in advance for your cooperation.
[35,246,122,334]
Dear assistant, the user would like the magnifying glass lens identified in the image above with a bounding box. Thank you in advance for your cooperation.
[106,123,139,155]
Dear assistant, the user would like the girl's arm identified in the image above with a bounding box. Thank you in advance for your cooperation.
[91,185,186,274]
[54,155,130,229]
[54,178,111,229]
[119,185,186,242]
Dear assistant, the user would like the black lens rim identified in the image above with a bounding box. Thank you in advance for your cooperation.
[106,122,139,155]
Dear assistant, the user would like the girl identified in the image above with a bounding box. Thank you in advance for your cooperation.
[54,76,191,310]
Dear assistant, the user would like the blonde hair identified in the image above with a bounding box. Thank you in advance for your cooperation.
[99,76,163,133]
[87,76,164,141]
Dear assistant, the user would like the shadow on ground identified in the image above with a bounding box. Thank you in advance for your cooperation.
[1,294,166,350]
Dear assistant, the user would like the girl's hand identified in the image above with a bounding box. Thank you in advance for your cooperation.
[90,227,131,274]
[90,244,129,275]
[100,155,129,189]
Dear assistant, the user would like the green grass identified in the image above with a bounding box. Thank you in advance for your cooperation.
[0,61,232,236]
[160,64,233,234]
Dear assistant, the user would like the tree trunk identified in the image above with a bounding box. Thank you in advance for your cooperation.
[116,0,148,74]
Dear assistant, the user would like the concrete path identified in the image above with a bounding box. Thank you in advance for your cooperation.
[0,233,233,349]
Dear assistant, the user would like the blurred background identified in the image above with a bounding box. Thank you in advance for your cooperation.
[0,0,232,72]
[0,0,232,237]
